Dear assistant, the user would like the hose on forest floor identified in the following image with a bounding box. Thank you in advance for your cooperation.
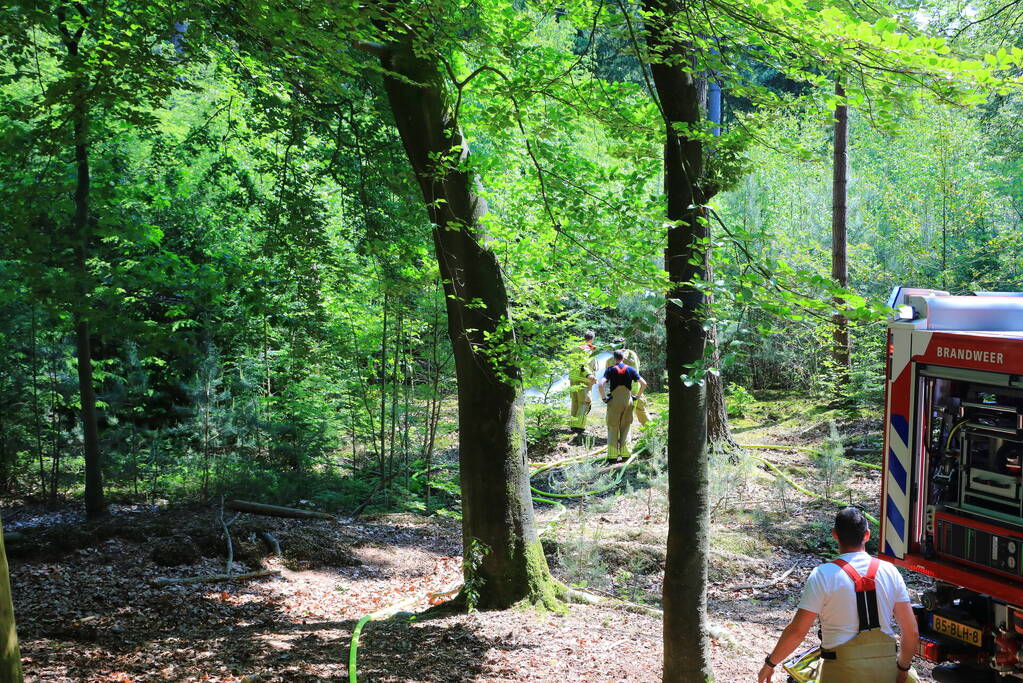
[530,446,608,475]
[738,442,882,471]
[746,453,880,525]
[348,582,462,683]
[530,452,640,501]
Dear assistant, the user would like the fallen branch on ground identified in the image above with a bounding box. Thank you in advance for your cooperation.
[564,587,663,618]
[151,569,280,586]
[728,564,797,591]
[218,495,242,575]
[225,500,337,521]
[258,530,281,555]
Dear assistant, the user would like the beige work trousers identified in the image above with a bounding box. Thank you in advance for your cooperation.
[570,388,590,429]
[633,393,649,425]
[606,386,634,459]
[820,630,919,683]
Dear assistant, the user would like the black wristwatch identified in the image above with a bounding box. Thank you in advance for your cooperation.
[897,661,911,672]
[764,654,778,668]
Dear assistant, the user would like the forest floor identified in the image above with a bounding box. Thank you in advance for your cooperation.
[7,394,937,682]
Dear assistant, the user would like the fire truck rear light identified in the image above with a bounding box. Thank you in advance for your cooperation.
[919,638,943,662]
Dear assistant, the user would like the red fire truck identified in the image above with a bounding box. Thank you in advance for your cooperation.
[882,287,1023,681]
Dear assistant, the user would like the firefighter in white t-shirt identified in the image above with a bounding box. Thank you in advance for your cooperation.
[757,507,920,683]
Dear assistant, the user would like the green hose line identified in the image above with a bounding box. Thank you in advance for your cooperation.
[348,614,372,683]
[747,453,880,525]
[532,456,608,480]
[529,445,631,504]
[739,442,820,454]
[531,454,638,500]
[532,456,611,481]
[739,443,882,471]
[348,591,433,682]
[531,447,608,473]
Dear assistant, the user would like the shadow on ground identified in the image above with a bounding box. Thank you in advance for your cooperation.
[10,508,464,682]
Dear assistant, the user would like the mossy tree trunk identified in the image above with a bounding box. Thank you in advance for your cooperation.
[0,516,23,682]
[642,1,715,680]
[377,38,557,609]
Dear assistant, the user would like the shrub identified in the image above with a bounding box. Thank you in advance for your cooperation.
[726,383,756,418]
[525,401,565,456]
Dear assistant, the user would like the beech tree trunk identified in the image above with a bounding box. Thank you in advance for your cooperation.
[642,2,714,680]
[0,516,23,682]
[831,79,850,380]
[377,38,556,609]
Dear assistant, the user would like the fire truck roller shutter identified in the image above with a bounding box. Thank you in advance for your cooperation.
[911,296,1023,332]
[883,326,915,559]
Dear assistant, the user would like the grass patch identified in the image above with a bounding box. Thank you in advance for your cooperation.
[712,529,772,559]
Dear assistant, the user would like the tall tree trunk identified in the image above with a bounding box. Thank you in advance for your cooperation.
[697,76,733,447]
[423,290,443,513]
[831,79,850,381]
[48,357,60,507]
[705,326,735,447]
[73,128,105,520]
[31,305,45,501]
[642,2,714,680]
[0,373,8,495]
[377,38,557,609]
[62,22,105,520]
[388,308,401,494]
[379,290,388,476]
[0,515,22,683]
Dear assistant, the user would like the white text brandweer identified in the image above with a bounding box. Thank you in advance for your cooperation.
[935,346,1004,365]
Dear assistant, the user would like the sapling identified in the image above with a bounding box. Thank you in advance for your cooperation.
[813,423,848,501]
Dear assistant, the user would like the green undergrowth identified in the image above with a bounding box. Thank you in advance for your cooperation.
[79,455,465,521]
[726,389,878,434]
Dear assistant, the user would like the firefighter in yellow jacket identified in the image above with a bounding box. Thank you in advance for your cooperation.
[568,331,597,437]
[599,349,647,460]
[604,339,648,425]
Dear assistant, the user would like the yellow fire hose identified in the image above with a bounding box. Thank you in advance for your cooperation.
[739,443,882,471]
[747,453,880,525]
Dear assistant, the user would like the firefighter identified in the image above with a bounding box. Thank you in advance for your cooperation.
[599,349,647,460]
[568,331,597,437]
[757,507,920,683]
[604,338,649,425]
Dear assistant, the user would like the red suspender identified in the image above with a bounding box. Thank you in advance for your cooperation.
[832,558,879,591]
[832,558,882,631]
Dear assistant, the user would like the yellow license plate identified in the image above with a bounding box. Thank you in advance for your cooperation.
[933,614,983,646]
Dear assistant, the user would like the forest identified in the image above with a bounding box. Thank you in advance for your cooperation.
[1,0,1023,681]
